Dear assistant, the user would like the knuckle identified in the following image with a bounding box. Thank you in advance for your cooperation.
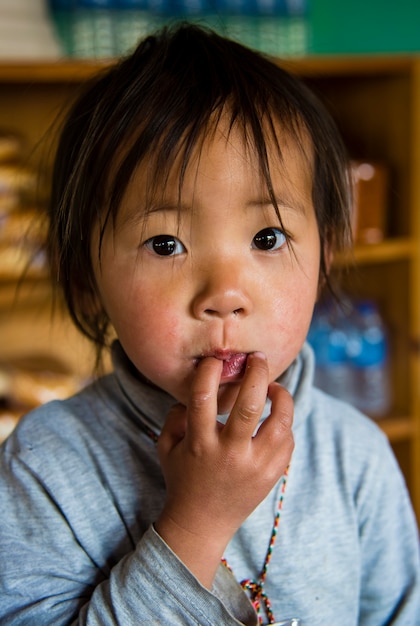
[189,390,212,414]
[187,439,206,459]
[278,405,294,430]
[263,464,283,486]
[274,417,294,444]
[268,413,294,449]
[236,401,261,423]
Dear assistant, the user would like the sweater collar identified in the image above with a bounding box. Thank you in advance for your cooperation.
[111,340,314,439]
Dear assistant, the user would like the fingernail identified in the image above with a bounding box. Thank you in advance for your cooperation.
[249,351,267,363]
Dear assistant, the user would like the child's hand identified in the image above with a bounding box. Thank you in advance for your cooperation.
[155,352,294,588]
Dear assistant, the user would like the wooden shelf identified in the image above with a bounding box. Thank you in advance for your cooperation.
[336,237,417,267]
[1,54,419,83]
[0,276,51,311]
[279,54,420,78]
[0,60,109,83]
[378,416,415,442]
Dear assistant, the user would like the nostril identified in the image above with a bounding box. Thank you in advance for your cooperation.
[203,307,244,317]
[194,288,251,320]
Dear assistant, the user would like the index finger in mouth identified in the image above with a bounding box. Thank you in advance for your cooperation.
[186,356,223,439]
[223,351,269,442]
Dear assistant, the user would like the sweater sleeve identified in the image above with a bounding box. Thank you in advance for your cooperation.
[76,527,258,626]
[0,439,257,626]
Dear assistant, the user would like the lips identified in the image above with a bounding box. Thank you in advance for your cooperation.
[220,353,248,379]
[195,351,248,381]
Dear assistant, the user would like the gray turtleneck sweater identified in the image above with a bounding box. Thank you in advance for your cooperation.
[0,342,419,625]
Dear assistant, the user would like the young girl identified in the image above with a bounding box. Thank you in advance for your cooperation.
[0,23,418,626]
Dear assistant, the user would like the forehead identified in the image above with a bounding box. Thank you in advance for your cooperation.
[118,112,314,213]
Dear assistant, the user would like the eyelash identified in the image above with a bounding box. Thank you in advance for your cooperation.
[144,227,287,257]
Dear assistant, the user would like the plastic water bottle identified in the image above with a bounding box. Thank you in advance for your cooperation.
[348,299,391,418]
[308,303,354,404]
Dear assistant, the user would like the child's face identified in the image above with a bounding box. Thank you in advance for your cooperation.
[93,120,321,413]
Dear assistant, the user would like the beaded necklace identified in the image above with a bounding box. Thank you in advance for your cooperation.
[142,425,289,625]
[222,467,289,625]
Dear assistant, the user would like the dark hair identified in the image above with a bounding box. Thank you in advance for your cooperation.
[47,22,352,360]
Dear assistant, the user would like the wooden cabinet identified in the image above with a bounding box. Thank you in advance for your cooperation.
[0,62,108,381]
[284,55,420,522]
[0,56,419,521]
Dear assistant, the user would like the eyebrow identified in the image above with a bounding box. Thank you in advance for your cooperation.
[246,195,308,216]
[116,201,185,230]
[145,192,308,212]
[118,192,308,231]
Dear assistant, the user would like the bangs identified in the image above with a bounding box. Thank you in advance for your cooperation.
[95,24,312,234]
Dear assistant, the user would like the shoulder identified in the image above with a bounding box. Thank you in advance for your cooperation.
[0,373,125,473]
[294,342,389,454]
[297,387,402,497]
[307,386,389,448]
[293,387,419,545]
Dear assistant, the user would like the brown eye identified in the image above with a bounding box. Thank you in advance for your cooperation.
[145,234,186,256]
[252,228,286,251]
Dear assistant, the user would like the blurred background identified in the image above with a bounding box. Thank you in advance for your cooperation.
[0,0,420,60]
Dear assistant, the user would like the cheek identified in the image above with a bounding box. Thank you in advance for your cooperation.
[116,295,187,394]
[269,303,309,356]
[118,290,182,353]
[266,271,318,359]
[102,270,184,367]
[271,279,317,328]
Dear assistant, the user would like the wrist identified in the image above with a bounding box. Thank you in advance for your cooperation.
[155,511,230,589]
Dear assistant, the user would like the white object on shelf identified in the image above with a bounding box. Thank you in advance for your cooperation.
[0,0,63,59]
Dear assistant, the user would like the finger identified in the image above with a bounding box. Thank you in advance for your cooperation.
[254,382,294,458]
[186,357,223,442]
[157,403,187,462]
[223,352,269,443]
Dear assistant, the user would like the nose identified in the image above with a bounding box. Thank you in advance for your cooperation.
[191,262,253,320]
